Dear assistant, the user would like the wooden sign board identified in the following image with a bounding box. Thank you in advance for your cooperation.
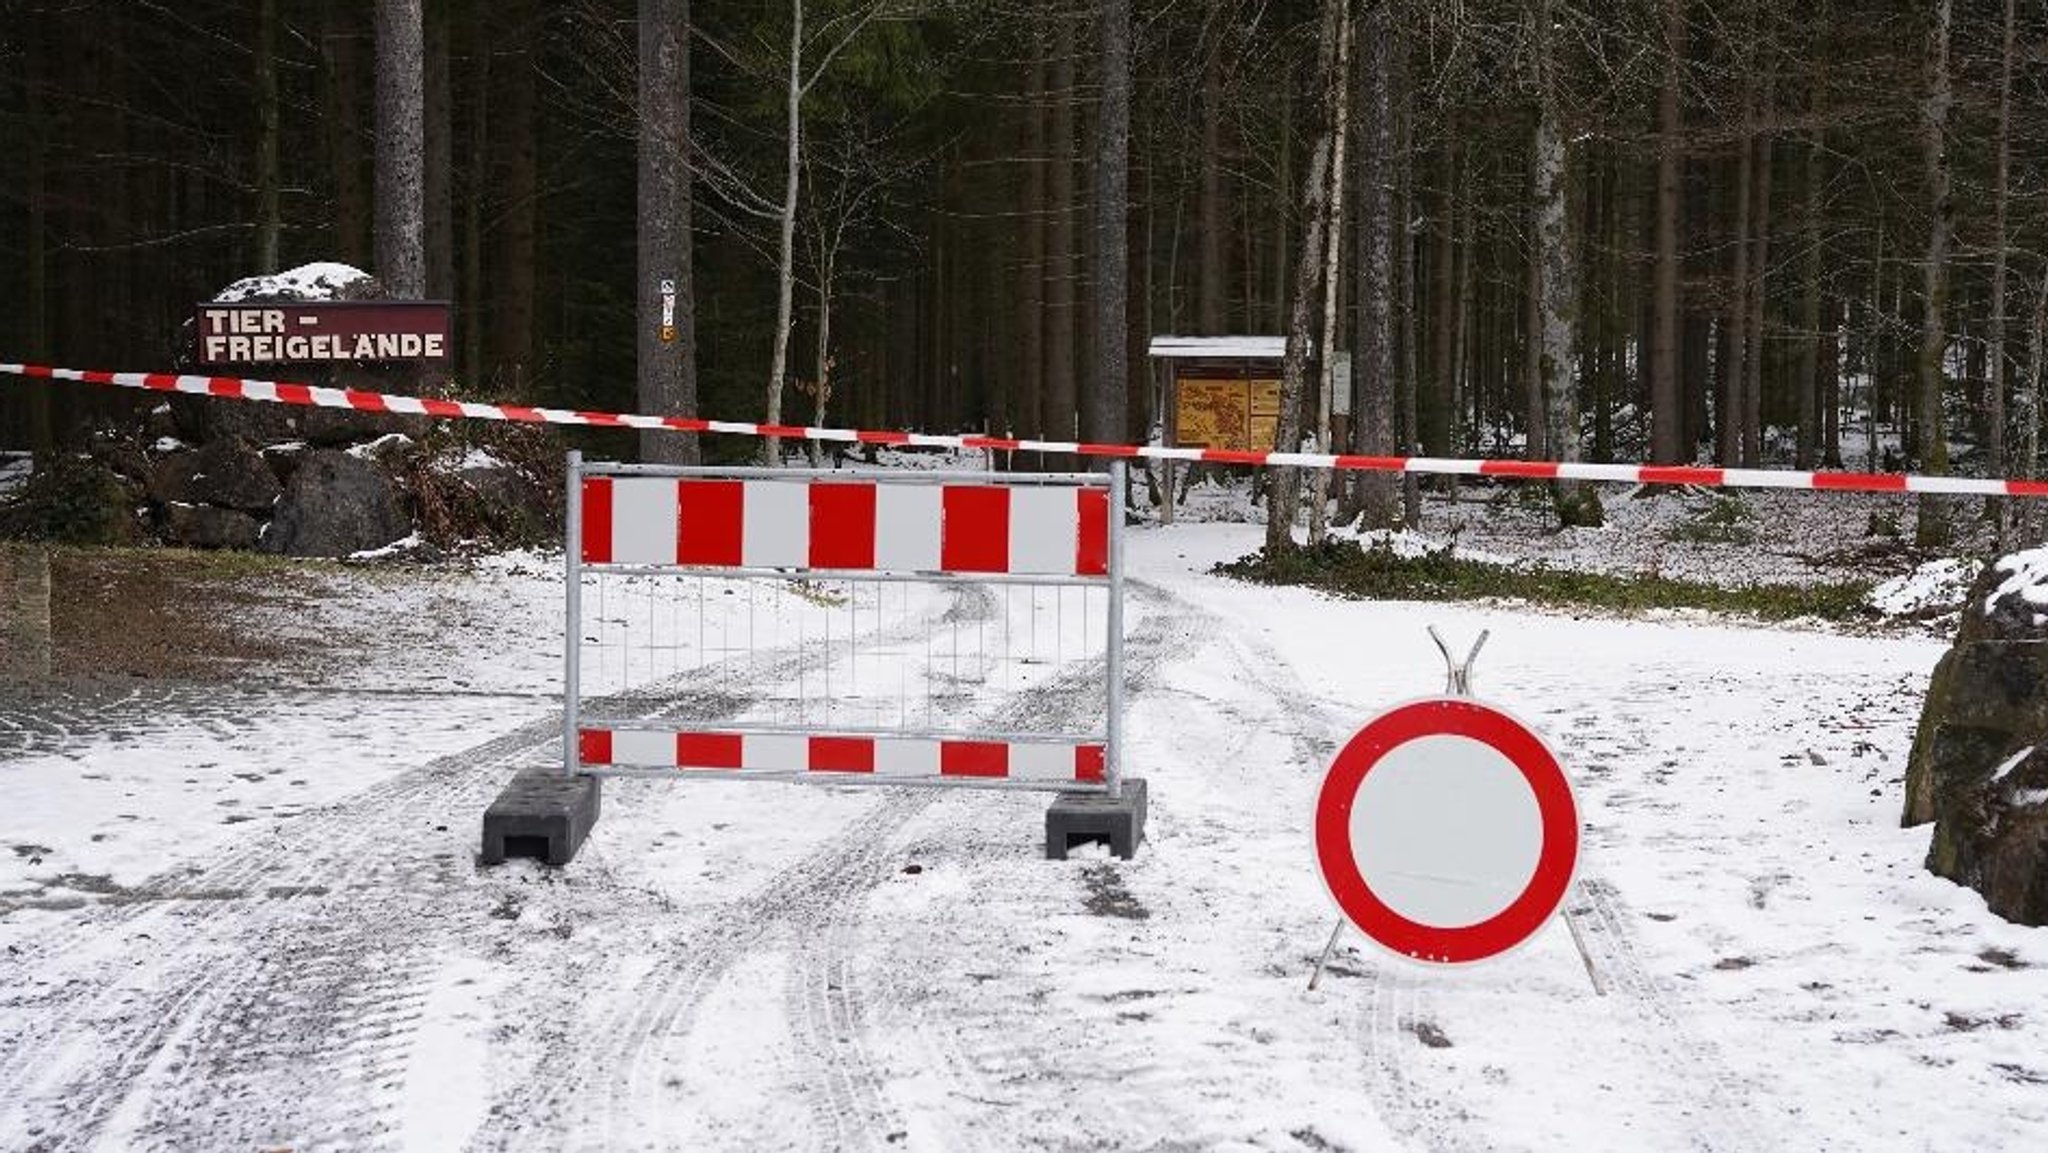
[195,302,450,366]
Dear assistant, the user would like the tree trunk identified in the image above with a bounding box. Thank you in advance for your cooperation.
[1350,2,1399,529]
[424,0,454,300]
[462,0,490,386]
[639,0,698,465]
[254,0,281,274]
[1531,0,1598,526]
[324,8,370,268]
[1916,0,1954,546]
[1307,0,1352,541]
[1263,0,1344,555]
[491,0,538,391]
[2024,277,2046,481]
[22,10,52,451]
[1987,0,2015,487]
[1723,107,1753,466]
[1198,3,1227,336]
[1796,135,1823,470]
[763,1,805,464]
[1045,11,1079,446]
[1017,39,1047,439]
[1086,0,1131,448]
[1649,0,1683,463]
[1743,98,1774,468]
[374,0,426,297]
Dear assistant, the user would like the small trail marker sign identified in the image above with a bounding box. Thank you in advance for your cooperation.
[1313,696,1579,966]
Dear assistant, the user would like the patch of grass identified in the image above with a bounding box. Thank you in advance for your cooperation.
[1668,495,1756,545]
[1217,538,1876,623]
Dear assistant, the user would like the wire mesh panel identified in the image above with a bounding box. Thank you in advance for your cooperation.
[562,456,1126,796]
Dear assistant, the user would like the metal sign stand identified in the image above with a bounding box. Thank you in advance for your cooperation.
[1308,627,1603,995]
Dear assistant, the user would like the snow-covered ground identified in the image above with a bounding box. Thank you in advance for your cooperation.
[2,519,2045,1151]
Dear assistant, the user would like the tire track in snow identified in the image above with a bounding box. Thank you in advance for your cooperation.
[0,581,971,1151]
[769,584,1196,1152]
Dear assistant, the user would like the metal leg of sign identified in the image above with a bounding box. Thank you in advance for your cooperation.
[1307,918,1347,992]
[1427,624,1488,695]
[1563,901,1607,996]
[1424,624,1603,995]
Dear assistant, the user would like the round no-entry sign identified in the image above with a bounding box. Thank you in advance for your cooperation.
[1314,697,1579,965]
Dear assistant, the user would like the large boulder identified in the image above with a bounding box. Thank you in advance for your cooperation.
[163,504,261,550]
[146,438,280,514]
[260,449,411,558]
[1904,549,2048,923]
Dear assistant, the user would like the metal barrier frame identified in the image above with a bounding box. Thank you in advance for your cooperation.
[561,451,1126,798]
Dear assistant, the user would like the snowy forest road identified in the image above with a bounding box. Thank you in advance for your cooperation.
[3,524,2047,1151]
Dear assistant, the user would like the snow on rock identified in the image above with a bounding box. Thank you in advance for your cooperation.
[1871,557,1983,617]
[349,531,423,561]
[1992,745,2035,782]
[1985,546,2048,621]
[435,446,509,474]
[212,261,374,303]
[0,452,31,497]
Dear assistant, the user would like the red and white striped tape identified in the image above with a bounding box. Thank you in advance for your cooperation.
[583,475,1108,576]
[577,727,1106,782]
[8,360,2045,498]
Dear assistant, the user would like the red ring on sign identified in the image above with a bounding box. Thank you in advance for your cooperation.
[1314,698,1578,965]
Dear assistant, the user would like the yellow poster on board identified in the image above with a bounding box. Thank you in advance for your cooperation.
[1175,377,1283,452]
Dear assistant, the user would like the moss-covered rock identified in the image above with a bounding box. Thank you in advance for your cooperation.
[1903,548,2048,924]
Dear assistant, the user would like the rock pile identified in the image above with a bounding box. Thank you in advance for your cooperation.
[2,263,559,557]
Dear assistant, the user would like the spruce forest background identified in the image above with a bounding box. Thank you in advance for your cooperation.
[1,0,2045,539]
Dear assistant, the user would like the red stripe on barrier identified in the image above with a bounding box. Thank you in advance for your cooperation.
[499,405,545,423]
[962,436,1023,451]
[940,741,1008,778]
[663,416,712,432]
[1479,460,1561,479]
[20,364,52,378]
[1640,466,1724,486]
[678,479,745,566]
[1075,745,1106,782]
[677,732,744,769]
[578,728,613,766]
[758,423,809,438]
[1076,487,1109,576]
[343,389,389,413]
[578,410,627,426]
[1332,455,1409,472]
[141,373,176,390]
[809,736,875,773]
[809,482,877,569]
[207,376,245,397]
[420,397,465,418]
[1076,442,1141,457]
[1200,449,1272,465]
[2008,480,2048,498]
[857,430,912,445]
[580,477,614,564]
[276,382,315,407]
[941,486,1010,573]
[1814,471,1907,492]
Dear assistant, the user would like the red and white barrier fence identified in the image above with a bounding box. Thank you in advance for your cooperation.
[565,457,1130,799]
[578,726,1106,783]
[7,360,2045,498]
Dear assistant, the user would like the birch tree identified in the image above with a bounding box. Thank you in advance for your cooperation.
[761,0,891,465]
[1529,0,1600,526]
[1263,0,1345,555]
